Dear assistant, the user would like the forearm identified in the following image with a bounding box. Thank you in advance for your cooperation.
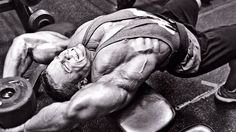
[3,37,32,77]
[6,102,74,132]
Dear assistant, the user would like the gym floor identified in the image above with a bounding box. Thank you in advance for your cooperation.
[1,0,236,131]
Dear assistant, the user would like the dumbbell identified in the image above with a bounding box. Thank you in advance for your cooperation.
[0,65,47,128]
[0,77,36,128]
[28,9,55,32]
[15,0,55,32]
[18,6,55,32]
[13,0,55,32]
[0,0,54,32]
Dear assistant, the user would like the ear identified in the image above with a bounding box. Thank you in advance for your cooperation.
[77,78,88,90]
[81,78,88,85]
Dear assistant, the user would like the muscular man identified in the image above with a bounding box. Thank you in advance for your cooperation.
[2,0,235,131]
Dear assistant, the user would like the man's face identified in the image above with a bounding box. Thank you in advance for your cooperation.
[46,45,90,87]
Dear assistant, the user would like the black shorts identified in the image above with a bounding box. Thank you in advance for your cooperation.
[154,0,236,77]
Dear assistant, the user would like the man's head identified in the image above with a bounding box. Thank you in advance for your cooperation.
[41,45,91,101]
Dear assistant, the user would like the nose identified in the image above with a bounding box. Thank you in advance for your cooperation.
[56,56,65,64]
[70,48,79,57]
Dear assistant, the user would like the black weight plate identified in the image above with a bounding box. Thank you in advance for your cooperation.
[0,77,36,128]
[29,9,55,31]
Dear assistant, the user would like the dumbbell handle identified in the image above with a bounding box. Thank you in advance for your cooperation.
[0,0,41,32]
[0,0,41,13]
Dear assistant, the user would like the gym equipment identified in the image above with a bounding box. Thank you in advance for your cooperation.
[0,65,47,128]
[0,0,54,32]
[29,9,55,32]
[179,124,214,132]
[111,83,175,132]
[0,77,36,128]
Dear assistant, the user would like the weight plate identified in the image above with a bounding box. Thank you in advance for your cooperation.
[0,77,36,128]
[29,9,55,31]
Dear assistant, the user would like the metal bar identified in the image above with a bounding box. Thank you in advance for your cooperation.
[0,0,14,13]
[12,0,33,32]
[0,0,10,4]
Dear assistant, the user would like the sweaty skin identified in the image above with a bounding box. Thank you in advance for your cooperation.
[3,9,172,132]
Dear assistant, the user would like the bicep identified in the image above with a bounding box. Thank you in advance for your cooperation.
[26,31,69,63]
[3,32,68,77]
[67,82,131,121]
[11,31,68,59]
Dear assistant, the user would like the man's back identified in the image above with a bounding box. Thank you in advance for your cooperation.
[69,9,200,80]
[70,9,175,82]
